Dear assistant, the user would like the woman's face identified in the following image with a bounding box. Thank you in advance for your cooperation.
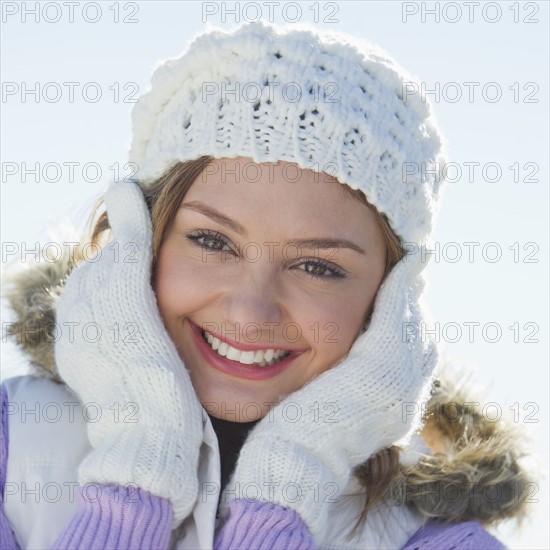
[154,157,386,422]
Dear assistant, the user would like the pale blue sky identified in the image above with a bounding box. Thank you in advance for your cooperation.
[1,2,548,547]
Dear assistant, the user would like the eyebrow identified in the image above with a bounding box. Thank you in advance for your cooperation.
[180,201,366,255]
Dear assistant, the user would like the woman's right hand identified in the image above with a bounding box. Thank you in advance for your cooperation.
[54,180,205,529]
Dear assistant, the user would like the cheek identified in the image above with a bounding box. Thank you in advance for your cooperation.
[309,303,362,359]
[294,293,368,360]
[301,280,379,372]
[154,244,212,322]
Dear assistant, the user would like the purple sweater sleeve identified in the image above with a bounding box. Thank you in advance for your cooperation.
[45,499,510,550]
[1,383,19,550]
[50,484,173,549]
[212,500,509,550]
[213,499,315,549]
[50,492,314,550]
[402,519,507,549]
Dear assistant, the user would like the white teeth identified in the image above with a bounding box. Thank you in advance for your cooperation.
[239,351,256,365]
[205,332,220,351]
[225,346,241,361]
[201,330,290,367]
[218,342,229,356]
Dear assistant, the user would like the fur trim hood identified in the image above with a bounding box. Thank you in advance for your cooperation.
[2,249,536,529]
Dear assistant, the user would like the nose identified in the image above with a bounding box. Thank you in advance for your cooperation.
[219,263,284,338]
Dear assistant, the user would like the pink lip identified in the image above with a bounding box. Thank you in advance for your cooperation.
[189,320,305,381]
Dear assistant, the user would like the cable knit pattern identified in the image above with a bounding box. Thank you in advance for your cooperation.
[130,21,447,244]
[214,499,315,549]
[53,181,205,528]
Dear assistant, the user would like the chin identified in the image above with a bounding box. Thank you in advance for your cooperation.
[190,376,266,422]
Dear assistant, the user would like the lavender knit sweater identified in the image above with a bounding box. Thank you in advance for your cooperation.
[0,384,506,549]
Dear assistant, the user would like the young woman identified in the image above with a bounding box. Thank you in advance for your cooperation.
[1,21,532,549]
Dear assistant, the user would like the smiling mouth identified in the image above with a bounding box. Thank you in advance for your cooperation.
[200,329,292,368]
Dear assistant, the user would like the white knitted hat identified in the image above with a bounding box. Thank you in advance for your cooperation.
[130,21,447,245]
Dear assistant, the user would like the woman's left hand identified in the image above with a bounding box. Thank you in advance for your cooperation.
[219,252,437,541]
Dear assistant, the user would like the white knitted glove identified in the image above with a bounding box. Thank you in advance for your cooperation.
[221,251,437,540]
[54,180,204,528]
